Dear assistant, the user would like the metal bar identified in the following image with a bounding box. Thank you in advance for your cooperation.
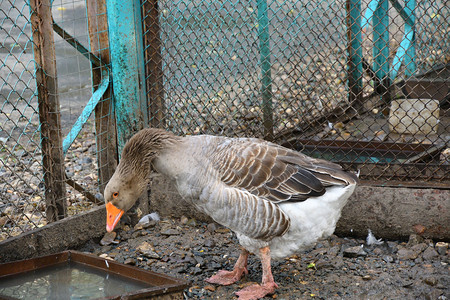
[346,0,364,110]
[86,0,118,192]
[65,174,102,204]
[388,0,414,26]
[257,0,273,140]
[62,71,109,154]
[373,0,390,100]
[52,21,104,69]
[361,0,379,30]
[29,0,67,222]
[142,0,165,128]
[391,0,416,78]
[106,0,148,152]
[106,0,150,221]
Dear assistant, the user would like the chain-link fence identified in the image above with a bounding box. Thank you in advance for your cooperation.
[143,0,449,186]
[0,0,112,242]
[1,0,448,243]
[1,0,45,240]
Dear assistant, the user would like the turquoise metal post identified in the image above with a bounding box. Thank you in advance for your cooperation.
[347,0,363,108]
[373,0,390,88]
[106,0,148,154]
[257,0,273,140]
[391,0,416,78]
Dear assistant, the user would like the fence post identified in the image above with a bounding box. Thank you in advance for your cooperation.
[346,0,364,111]
[29,0,67,221]
[142,0,165,128]
[257,0,273,141]
[86,0,118,192]
[106,0,149,222]
[106,0,148,152]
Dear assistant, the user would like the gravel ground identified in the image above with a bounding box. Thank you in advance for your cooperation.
[79,215,449,300]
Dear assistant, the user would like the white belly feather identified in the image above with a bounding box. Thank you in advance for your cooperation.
[237,184,356,259]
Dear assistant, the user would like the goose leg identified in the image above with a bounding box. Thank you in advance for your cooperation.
[235,246,278,300]
[205,248,249,285]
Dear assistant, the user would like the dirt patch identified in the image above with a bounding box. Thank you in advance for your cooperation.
[78,215,449,299]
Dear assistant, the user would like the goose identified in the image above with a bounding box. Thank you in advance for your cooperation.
[104,128,358,300]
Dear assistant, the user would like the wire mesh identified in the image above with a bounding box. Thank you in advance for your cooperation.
[0,0,47,240]
[0,0,107,242]
[142,0,449,186]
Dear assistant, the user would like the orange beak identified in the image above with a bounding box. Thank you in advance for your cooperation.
[106,202,124,232]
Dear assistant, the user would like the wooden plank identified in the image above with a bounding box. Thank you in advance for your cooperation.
[29,0,67,222]
[142,0,165,128]
[86,0,118,192]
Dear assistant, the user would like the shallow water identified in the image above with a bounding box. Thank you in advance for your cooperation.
[0,261,151,299]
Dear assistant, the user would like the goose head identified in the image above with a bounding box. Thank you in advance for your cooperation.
[103,128,178,232]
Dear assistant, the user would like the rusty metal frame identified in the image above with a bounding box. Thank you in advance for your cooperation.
[0,251,189,299]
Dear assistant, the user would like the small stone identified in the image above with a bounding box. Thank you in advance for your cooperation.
[204,285,216,292]
[0,216,8,227]
[327,245,340,257]
[137,241,160,259]
[435,242,448,255]
[343,246,367,258]
[372,247,383,255]
[124,258,136,265]
[387,241,398,253]
[422,247,439,261]
[362,275,372,281]
[397,248,418,260]
[99,253,113,260]
[331,256,344,268]
[207,223,217,233]
[315,259,333,269]
[100,232,117,246]
[204,239,215,248]
[180,215,189,225]
[411,243,428,253]
[186,219,197,226]
[95,193,104,202]
[383,255,394,263]
[423,276,438,286]
[134,223,144,230]
[161,229,180,236]
[80,157,93,165]
[194,256,204,265]
[407,234,424,247]
[24,188,34,195]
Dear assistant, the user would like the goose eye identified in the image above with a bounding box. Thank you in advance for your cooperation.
[113,192,119,198]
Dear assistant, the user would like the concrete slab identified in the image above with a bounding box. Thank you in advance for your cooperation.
[0,205,106,264]
[149,177,450,241]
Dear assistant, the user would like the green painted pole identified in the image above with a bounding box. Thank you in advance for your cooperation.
[257,0,273,140]
[106,0,148,154]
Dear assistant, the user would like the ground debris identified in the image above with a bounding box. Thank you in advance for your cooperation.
[77,216,450,299]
